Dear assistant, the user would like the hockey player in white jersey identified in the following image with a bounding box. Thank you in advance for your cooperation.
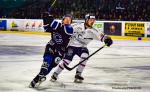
[51,13,113,83]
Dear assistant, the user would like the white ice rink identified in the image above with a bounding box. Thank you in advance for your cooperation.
[0,33,150,92]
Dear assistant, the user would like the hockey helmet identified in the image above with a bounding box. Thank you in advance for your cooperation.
[62,14,73,23]
[85,13,95,27]
[85,13,95,21]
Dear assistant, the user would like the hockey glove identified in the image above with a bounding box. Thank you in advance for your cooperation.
[104,36,113,47]
[42,12,54,25]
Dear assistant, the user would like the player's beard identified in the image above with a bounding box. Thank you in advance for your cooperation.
[85,22,93,28]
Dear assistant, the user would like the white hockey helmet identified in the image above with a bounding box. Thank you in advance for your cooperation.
[85,13,96,27]
[85,13,95,21]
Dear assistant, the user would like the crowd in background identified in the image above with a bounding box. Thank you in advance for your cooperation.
[1,0,150,21]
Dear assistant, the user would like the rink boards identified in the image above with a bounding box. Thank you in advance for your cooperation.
[0,19,150,40]
[1,31,150,41]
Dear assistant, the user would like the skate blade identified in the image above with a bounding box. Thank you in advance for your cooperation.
[34,82,41,88]
[50,78,56,82]
[74,79,83,83]
[35,77,46,87]
[41,77,46,82]
[29,82,41,88]
[29,78,46,88]
[29,84,33,88]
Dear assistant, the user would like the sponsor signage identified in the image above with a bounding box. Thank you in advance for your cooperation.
[104,22,122,36]
[125,22,145,37]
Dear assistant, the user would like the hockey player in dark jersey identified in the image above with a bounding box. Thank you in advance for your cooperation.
[29,12,73,88]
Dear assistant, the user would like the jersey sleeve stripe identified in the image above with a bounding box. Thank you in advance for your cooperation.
[50,20,60,30]
[64,25,73,35]
[59,65,64,69]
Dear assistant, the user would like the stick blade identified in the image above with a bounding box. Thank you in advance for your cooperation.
[63,63,72,71]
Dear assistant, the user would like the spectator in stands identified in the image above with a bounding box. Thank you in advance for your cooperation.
[3,0,149,21]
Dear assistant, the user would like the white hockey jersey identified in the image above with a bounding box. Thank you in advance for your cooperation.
[69,23,105,47]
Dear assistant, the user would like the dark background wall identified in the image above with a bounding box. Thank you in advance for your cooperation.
[0,0,150,21]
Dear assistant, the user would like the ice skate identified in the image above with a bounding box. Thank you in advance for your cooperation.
[74,75,84,83]
[29,76,46,88]
[50,72,58,82]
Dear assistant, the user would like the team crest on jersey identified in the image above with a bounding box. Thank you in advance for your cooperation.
[53,33,63,44]
[75,27,82,31]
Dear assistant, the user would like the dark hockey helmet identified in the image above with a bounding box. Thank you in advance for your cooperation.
[62,14,73,23]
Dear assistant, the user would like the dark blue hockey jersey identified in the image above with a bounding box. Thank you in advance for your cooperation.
[43,15,73,51]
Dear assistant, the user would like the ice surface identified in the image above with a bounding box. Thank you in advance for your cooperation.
[0,33,150,92]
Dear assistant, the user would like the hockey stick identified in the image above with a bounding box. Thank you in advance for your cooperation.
[48,0,57,13]
[64,44,107,71]
[51,0,57,8]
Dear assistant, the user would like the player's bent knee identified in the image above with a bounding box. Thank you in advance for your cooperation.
[43,54,54,65]
[80,53,89,59]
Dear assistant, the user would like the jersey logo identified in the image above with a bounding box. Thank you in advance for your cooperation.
[64,25,73,35]
[53,33,63,44]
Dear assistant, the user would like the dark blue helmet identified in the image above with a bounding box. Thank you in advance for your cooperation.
[63,14,72,19]
[62,14,73,22]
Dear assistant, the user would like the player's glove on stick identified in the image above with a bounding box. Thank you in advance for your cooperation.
[104,36,113,46]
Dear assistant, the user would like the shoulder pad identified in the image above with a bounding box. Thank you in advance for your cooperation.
[64,25,73,35]
[92,27,99,32]
[71,23,80,27]
[50,20,60,30]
